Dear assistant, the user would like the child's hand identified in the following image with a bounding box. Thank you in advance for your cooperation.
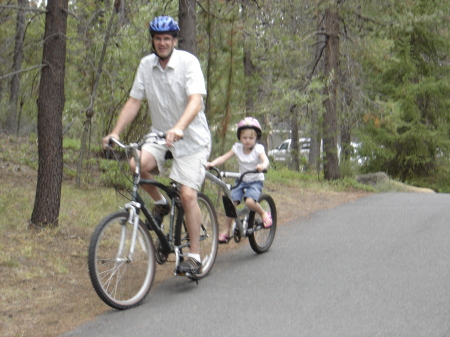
[256,164,266,172]
[206,162,213,169]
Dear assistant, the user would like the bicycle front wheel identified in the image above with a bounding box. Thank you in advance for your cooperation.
[88,211,156,310]
[248,194,277,254]
[175,192,219,279]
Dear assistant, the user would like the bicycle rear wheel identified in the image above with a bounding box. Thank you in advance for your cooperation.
[175,192,218,278]
[88,211,156,310]
[248,194,277,254]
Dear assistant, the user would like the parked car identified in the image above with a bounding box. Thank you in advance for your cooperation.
[269,138,364,166]
[268,138,311,164]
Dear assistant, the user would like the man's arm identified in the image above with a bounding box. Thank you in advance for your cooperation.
[166,93,203,146]
[103,97,142,147]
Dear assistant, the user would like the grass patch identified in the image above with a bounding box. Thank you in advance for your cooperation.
[265,167,374,193]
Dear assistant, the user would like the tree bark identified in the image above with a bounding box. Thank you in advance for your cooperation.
[204,0,212,115]
[290,105,300,171]
[31,0,68,227]
[309,11,326,172]
[76,4,116,188]
[241,0,255,114]
[322,5,340,180]
[220,20,235,154]
[6,0,27,134]
[178,0,196,55]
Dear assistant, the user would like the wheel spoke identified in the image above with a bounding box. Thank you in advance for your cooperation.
[88,212,156,309]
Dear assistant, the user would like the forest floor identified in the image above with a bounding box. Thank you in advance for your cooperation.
[0,135,374,337]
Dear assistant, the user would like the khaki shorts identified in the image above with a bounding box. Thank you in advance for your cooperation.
[141,142,210,191]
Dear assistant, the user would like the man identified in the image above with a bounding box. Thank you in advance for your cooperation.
[103,15,211,278]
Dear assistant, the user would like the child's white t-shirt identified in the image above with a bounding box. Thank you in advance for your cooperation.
[232,143,265,182]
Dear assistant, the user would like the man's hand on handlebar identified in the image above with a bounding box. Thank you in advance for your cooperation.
[102,133,120,149]
[165,128,184,148]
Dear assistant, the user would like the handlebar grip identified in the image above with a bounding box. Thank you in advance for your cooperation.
[223,172,241,179]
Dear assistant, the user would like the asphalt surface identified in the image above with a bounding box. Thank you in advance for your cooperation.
[62,192,450,337]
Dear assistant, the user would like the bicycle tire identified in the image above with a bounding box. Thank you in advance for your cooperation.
[174,192,219,278]
[88,211,156,310]
[248,193,277,254]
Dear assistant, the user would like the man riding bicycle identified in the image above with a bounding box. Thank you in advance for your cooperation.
[103,15,211,277]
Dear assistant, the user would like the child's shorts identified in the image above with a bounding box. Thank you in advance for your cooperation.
[231,180,263,203]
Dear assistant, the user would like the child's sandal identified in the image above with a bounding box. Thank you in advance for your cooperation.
[218,234,231,244]
[262,213,272,228]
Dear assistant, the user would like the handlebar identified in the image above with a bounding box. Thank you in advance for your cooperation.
[207,167,267,190]
[106,132,168,150]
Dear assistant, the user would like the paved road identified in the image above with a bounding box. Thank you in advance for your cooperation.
[62,193,450,337]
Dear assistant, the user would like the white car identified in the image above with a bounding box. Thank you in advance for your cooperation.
[268,138,311,163]
[269,139,364,165]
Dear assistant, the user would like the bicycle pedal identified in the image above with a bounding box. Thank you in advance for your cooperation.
[185,273,199,285]
[175,270,199,284]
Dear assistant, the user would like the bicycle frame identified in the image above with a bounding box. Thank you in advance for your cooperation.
[204,171,251,238]
[89,135,219,309]
[108,136,187,269]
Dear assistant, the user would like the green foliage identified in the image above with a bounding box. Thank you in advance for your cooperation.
[63,138,81,150]
[328,177,375,193]
[265,166,374,193]
[408,159,450,193]
[356,0,450,182]
[98,158,131,190]
[2,0,450,192]
[266,167,320,187]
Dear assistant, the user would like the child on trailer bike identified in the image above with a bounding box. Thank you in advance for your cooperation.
[206,117,272,244]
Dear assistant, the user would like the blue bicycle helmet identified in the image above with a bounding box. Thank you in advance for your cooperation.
[149,15,180,37]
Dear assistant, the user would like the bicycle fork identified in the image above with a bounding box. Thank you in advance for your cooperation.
[119,201,142,262]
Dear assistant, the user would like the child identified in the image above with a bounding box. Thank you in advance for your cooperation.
[207,117,272,244]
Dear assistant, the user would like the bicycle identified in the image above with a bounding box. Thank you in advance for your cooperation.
[88,134,219,310]
[204,167,276,253]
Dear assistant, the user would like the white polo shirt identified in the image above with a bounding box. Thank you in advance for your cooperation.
[130,49,210,157]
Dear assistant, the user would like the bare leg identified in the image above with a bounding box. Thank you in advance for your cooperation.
[130,150,163,201]
[220,201,238,237]
[179,185,201,255]
[245,198,270,223]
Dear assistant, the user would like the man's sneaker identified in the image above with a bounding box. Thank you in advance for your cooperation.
[176,257,202,278]
[152,203,170,225]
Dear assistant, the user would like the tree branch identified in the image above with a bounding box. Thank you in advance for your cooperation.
[0,5,47,13]
[0,64,47,80]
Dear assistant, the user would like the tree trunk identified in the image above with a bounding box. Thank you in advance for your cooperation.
[309,11,326,172]
[178,0,196,55]
[6,0,27,134]
[322,5,340,180]
[290,105,300,171]
[220,20,235,154]
[76,4,116,188]
[204,0,212,115]
[340,71,353,163]
[241,0,254,114]
[31,0,68,227]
